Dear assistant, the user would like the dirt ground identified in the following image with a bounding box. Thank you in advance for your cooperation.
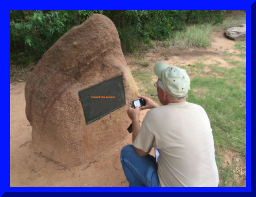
[10,76,153,187]
[10,28,246,187]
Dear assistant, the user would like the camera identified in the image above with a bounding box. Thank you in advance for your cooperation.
[127,98,146,133]
[131,98,146,108]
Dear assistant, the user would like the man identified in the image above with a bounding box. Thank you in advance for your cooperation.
[120,61,219,187]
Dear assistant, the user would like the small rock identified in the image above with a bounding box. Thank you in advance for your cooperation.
[225,24,246,41]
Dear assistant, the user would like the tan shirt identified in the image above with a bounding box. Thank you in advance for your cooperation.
[133,102,219,187]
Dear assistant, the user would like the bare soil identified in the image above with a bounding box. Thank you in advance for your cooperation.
[10,28,246,187]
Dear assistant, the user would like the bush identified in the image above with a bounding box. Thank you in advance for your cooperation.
[118,27,141,54]
[186,10,226,25]
[10,10,226,65]
[108,10,183,54]
[10,10,103,65]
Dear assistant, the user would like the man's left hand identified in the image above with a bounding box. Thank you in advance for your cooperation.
[127,106,140,121]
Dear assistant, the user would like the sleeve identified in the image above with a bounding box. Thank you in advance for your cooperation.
[133,113,155,153]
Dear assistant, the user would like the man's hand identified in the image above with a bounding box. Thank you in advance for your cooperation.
[127,106,140,121]
[138,95,159,110]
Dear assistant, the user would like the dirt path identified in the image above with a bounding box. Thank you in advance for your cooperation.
[126,31,244,73]
[10,30,245,187]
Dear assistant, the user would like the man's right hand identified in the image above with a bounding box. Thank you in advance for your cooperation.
[138,95,159,110]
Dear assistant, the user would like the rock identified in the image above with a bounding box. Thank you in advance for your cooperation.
[225,24,246,41]
[25,14,138,167]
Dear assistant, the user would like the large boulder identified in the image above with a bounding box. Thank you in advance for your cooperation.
[25,14,138,167]
[225,24,246,41]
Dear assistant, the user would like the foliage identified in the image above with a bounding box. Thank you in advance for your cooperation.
[170,24,212,48]
[10,10,227,65]
[10,10,103,65]
[104,10,224,53]
[186,10,227,25]
[106,10,175,53]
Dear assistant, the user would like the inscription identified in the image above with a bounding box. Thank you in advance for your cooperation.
[78,75,126,125]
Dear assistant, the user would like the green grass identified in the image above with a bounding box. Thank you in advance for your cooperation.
[189,76,246,156]
[188,63,246,187]
[140,61,150,67]
[214,151,238,187]
[211,66,246,88]
[223,51,234,56]
[224,56,246,68]
[219,164,237,187]
[236,53,246,59]
[223,51,246,59]
[229,61,246,66]
[169,24,212,48]
[235,42,246,52]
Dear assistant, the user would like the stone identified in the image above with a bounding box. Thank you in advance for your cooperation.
[225,24,246,41]
[25,14,138,167]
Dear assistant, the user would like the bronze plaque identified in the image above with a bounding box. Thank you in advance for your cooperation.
[78,75,126,125]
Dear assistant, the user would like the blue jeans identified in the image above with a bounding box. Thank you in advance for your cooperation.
[120,145,159,187]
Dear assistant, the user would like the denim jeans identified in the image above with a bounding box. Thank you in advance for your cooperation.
[120,145,159,187]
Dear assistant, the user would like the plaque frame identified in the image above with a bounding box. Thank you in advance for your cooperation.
[78,75,126,125]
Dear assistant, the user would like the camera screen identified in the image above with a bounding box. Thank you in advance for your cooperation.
[133,100,141,107]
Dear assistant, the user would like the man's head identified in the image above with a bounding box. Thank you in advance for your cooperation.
[154,61,190,104]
